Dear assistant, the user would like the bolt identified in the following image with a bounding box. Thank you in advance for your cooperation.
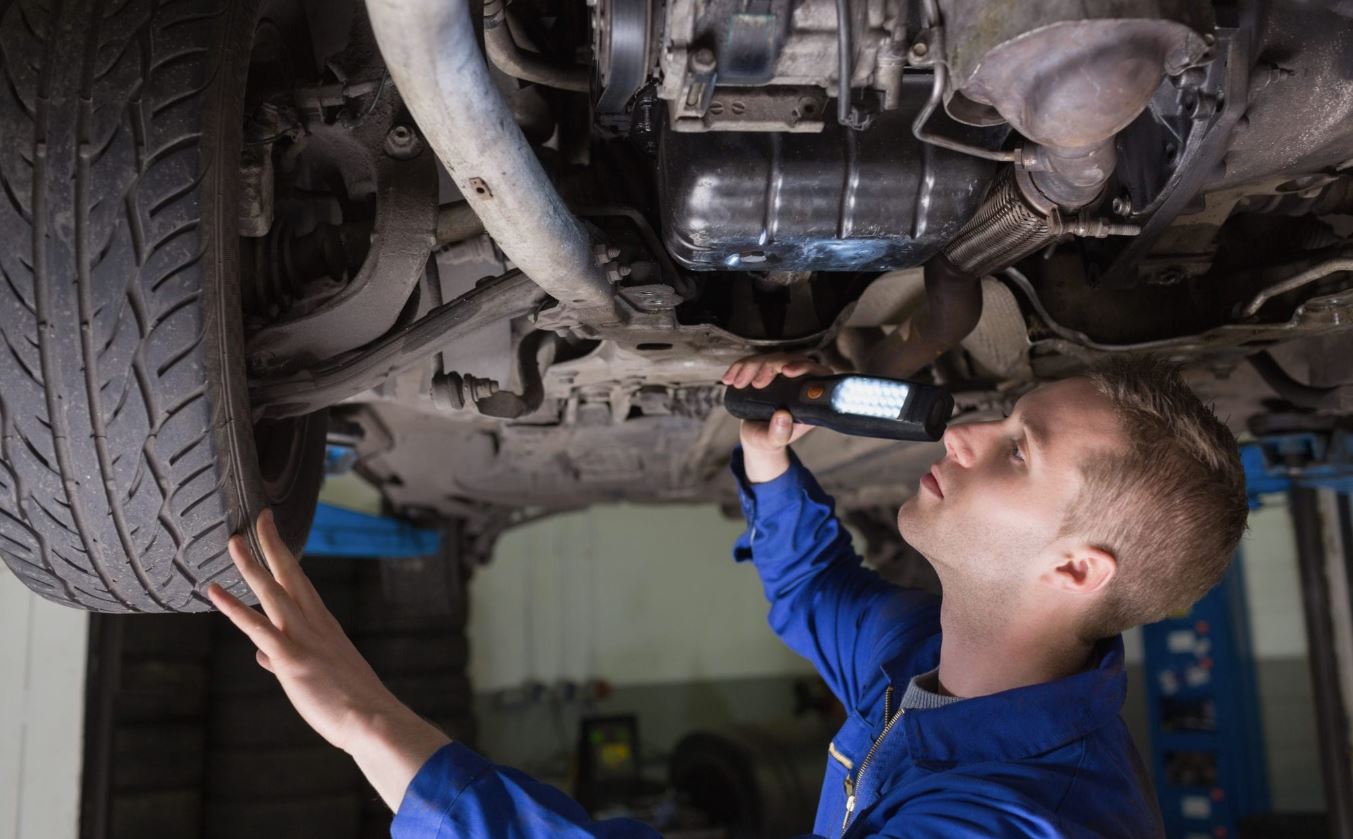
[384,124,421,159]
[910,40,928,59]
[1015,145,1044,171]
[465,375,499,402]
[1189,93,1219,120]
[1171,66,1207,87]
[1149,267,1187,286]
[593,244,622,265]
[1112,194,1132,216]
[691,48,716,74]
[1261,63,1295,89]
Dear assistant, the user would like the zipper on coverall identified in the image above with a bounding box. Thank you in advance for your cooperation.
[841,685,904,835]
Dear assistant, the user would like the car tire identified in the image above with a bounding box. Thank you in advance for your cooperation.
[0,0,326,612]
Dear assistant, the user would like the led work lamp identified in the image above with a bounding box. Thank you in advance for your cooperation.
[724,374,953,442]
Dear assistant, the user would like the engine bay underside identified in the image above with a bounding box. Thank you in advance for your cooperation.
[235,0,1353,543]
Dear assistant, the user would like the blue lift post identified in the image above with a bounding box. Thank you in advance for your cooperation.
[1142,556,1269,839]
[1141,431,1353,839]
[302,444,442,559]
[302,503,441,558]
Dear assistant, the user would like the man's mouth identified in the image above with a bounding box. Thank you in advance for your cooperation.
[921,465,944,499]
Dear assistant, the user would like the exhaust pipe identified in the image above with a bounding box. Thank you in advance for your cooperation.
[365,0,618,325]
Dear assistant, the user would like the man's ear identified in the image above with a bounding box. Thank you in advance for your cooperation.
[1041,541,1117,595]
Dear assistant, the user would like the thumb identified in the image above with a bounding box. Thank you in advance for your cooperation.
[769,410,794,447]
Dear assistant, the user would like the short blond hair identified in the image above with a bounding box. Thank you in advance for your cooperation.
[1062,356,1249,641]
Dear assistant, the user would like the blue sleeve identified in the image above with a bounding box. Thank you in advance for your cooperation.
[393,742,663,839]
[730,446,937,709]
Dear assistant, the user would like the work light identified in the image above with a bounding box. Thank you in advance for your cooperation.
[724,374,952,442]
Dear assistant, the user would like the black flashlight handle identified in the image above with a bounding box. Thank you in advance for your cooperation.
[724,374,952,442]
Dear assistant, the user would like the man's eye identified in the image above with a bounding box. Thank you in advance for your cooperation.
[1010,441,1025,463]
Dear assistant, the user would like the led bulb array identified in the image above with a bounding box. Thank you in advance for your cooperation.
[830,377,911,419]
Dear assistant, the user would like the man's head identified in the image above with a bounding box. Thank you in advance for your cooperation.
[898,356,1248,643]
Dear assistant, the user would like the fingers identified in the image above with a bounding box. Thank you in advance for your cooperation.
[768,410,794,447]
[256,649,274,673]
[720,362,742,386]
[732,360,761,389]
[726,356,778,389]
[254,509,294,569]
[228,535,301,628]
[255,509,321,608]
[207,583,283,655]
[741,410,811,453]
[748,363,776,388]
[255,509,299,578]
[723,354,824,390]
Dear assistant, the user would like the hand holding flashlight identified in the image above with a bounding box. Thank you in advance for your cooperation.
[722,355,829,482]
[724,353,952,443]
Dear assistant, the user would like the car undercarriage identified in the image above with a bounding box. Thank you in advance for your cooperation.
[1,0,1351,610]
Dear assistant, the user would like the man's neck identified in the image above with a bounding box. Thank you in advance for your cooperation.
[934,594,1094,699]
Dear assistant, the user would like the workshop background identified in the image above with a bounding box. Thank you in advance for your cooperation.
[2,474,1349,839]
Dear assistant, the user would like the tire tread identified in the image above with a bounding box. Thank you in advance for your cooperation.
[0,0,247,612]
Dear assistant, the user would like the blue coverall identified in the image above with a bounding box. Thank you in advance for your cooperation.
[391,448,1165,837]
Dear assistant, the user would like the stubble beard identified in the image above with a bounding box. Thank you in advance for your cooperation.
[901,504,1026,642]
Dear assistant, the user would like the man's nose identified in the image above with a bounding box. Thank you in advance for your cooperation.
[943,420,1004,468]
[942,424,977,468]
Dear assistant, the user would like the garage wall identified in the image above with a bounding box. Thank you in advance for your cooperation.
[469,502,816,691]
[1238,497,1326,812]
[467,502,819,778]
[0,566,88,839]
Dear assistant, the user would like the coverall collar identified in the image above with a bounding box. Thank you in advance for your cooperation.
[880,635,1127,767]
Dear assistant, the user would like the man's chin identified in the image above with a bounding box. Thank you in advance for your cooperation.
[896,499,923,542]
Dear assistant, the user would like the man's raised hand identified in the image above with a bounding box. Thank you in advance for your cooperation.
[722,353,832,482]
[207,510,449,810]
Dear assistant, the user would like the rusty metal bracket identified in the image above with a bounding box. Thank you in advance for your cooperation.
[245,83,439,372]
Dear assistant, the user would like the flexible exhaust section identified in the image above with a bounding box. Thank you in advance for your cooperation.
[365,0,618,325]
[943,169,1056,278]
[869,163,1145,377]
[865,173,1049,377]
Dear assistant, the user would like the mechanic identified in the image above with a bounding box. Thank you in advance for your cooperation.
[209,351,1248,838]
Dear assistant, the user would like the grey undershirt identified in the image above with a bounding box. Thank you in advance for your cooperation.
[898,668,965,711]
